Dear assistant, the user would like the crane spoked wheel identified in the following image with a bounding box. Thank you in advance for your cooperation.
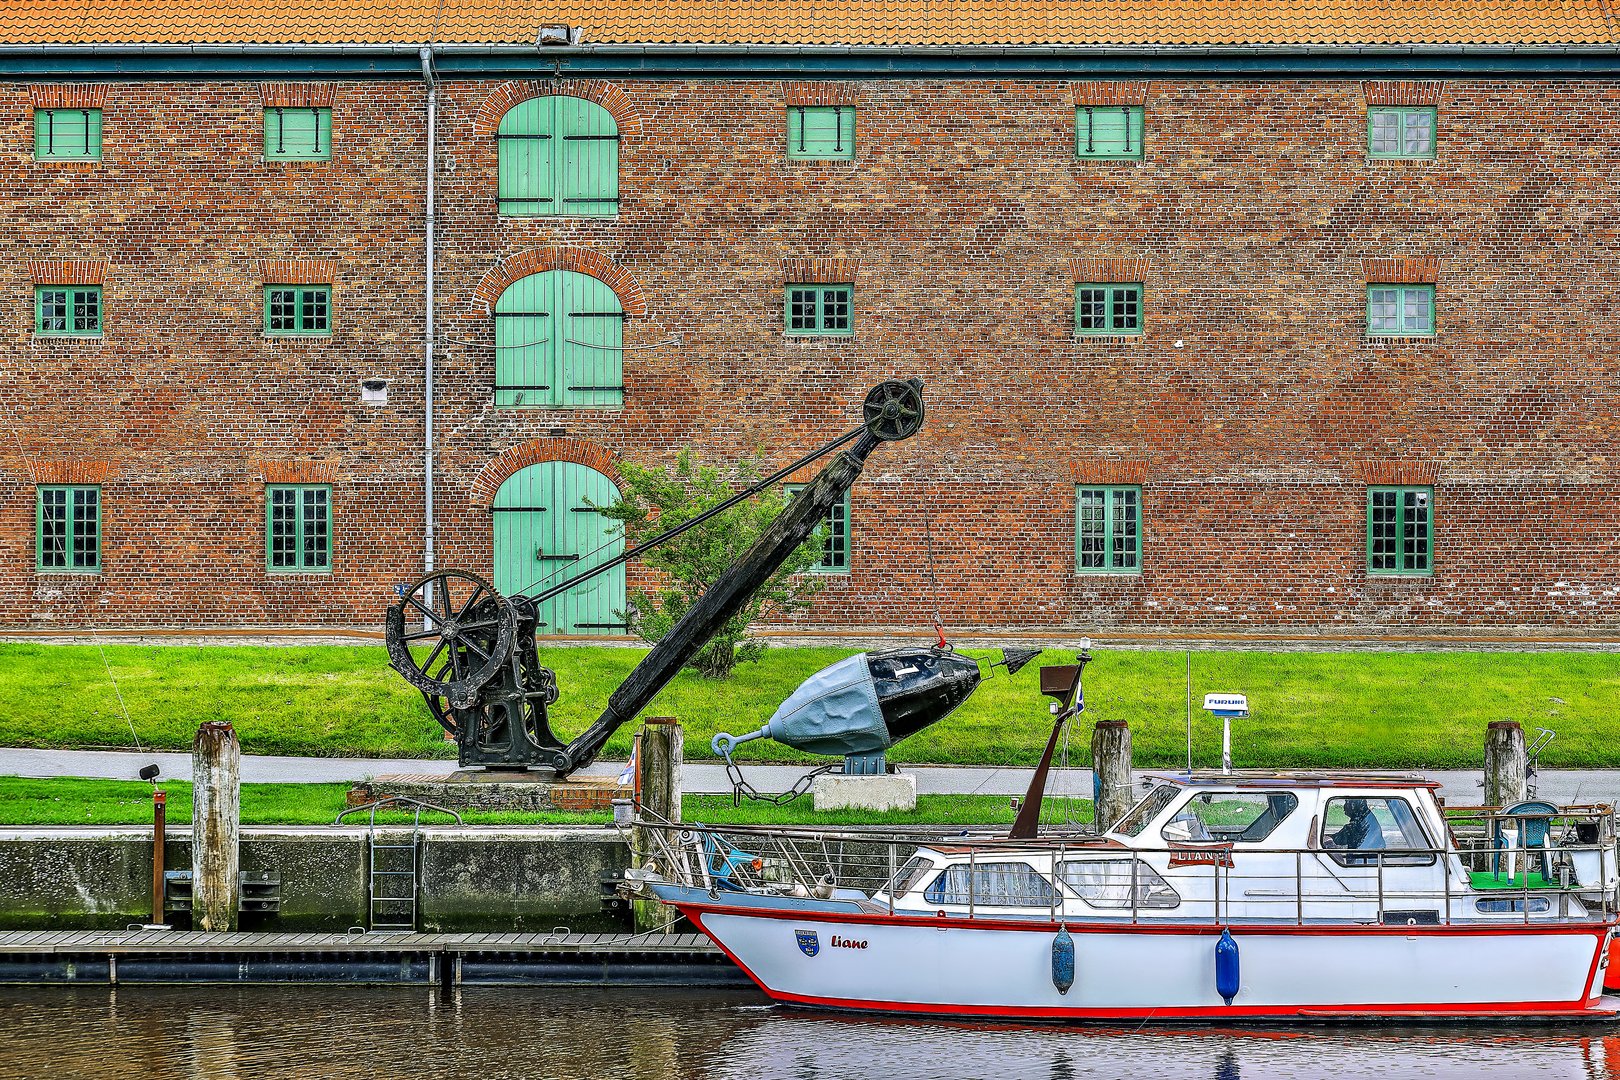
[384,569,518,709]
[862,379,925,442]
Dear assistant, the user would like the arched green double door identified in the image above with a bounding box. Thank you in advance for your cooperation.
[493,461,626,635]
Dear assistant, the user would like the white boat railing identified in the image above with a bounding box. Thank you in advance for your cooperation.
[634,820,1620,928]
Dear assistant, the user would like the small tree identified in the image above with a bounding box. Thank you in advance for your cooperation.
[599,450,826,679]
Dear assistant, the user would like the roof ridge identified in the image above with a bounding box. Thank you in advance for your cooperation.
[0,0,1617,49]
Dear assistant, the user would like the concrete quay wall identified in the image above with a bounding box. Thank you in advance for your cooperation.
[0,826,628,932]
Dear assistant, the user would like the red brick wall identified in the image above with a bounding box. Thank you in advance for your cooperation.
[2,76,1618,635]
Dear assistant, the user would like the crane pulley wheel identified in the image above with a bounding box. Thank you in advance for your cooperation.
[384,569,518,709]
[862,379,925,442]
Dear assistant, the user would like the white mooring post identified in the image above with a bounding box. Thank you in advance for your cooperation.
[1091,720,1133,832]
[633,717,683,934]
[192,720,241,931]
[1485,720,1528,809]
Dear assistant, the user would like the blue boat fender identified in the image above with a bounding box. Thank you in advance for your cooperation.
[1215,928,1240,1006]
[1051,925,1075,995]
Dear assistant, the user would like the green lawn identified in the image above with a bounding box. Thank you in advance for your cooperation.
[0,776,1058,829]
[0,643,1616,769]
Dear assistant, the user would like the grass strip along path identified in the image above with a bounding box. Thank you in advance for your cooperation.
[0,777,1068,829]
[1,643,1617,770]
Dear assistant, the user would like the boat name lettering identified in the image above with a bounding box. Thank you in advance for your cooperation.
[1167,843,1235,868]
[830,935,868,950]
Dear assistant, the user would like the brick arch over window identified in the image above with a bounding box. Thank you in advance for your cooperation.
[473,248,646,316]
[469,438,621,508]
[474,79,641,137]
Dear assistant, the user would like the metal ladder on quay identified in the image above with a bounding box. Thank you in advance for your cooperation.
[336,797,463,933]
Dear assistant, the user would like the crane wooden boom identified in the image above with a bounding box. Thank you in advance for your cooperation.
[383,379,926,775]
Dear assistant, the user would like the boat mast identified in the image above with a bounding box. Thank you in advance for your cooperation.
[1008,642,1091,839]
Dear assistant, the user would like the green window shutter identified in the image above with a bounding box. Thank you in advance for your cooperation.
[495,271,552,406]
[264,108,332,161]
[787,106,855,160]
[1367,107,1436,159]
[35,285,101,336]
[264,286,332,335]
[784,284,853,336]
[1366,284,1434,337]
[558,96,620,217]
[36,485,101,573]
[785,484,852,573]
[1076,106,1144,160]
[34,108,102,160]
[557,270,624,408]
[499,96,617,217]
[1075,486,1142,573]
[1074,284,1143,337]
[497,97,557,216]
[1366,486,1432,576]
[497,270,623,408]
[267,485,331,572]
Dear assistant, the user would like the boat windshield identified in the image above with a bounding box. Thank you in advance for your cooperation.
[1114,784,1180,837]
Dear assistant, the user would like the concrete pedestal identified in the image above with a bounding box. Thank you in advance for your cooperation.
[348,774,629,814]
[812,772,918,813]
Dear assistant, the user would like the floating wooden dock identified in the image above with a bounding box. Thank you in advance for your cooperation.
[0,930,746,986]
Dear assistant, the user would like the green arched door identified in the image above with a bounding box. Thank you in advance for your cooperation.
[493,461,626,635]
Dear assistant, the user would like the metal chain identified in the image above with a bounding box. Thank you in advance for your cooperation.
[721,750,839,807]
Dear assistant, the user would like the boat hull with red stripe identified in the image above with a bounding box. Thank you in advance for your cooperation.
[666,893,1616,1021]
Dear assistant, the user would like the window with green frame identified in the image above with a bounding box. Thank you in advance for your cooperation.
[1075,283,1142,336]
[36,485,100,573]
[264,286,331,336]
[497,96,619,217]
[34,108,101,160]
[263,107,331,161]
[787,106,855,160]
[1075,486,1141,573]
[1367,486,1432,576]
[1366,284,1434,337]
[785,484,851,573]
[785,284,852,336]
[267,485,331,572]
[35,285,101,337]
[1076,105,1143,160]
[1367,107,1436,159]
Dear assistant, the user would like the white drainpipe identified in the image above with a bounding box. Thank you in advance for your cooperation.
[420,45,437,575]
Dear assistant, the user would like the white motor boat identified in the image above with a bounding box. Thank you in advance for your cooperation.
[627,770,1620,1021]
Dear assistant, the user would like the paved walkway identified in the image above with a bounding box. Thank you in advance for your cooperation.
[1,746,1616,804]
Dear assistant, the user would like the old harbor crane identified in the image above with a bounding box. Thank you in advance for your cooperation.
[385,378,1031,779]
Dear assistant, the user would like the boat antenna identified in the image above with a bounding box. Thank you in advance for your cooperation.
[1008,639,1091,840]
[1185,649,1193,775]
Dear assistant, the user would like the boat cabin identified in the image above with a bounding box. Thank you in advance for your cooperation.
[873,771,1616,926]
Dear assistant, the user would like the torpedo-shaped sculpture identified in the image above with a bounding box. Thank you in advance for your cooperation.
[713,646,1038,774]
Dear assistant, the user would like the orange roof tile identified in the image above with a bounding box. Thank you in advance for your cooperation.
[0,0,1613,48]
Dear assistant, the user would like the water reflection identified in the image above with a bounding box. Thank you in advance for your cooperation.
[0,986,1615,1080]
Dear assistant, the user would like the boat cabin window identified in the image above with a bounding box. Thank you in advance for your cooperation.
[923,862,1057,907]
[1160,792,1298,844]
[1319,796,1435,866]
[1115,784,1180,837]
[885,856,935,899]
[1476,897,1550,914]
[1058,859,1180,909]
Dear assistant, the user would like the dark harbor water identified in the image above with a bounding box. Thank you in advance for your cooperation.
[0,985,1616,1080]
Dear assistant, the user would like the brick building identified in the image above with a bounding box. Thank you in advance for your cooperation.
[2,3,1619,639]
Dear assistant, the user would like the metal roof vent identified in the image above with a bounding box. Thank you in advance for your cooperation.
[537,25,583,47]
